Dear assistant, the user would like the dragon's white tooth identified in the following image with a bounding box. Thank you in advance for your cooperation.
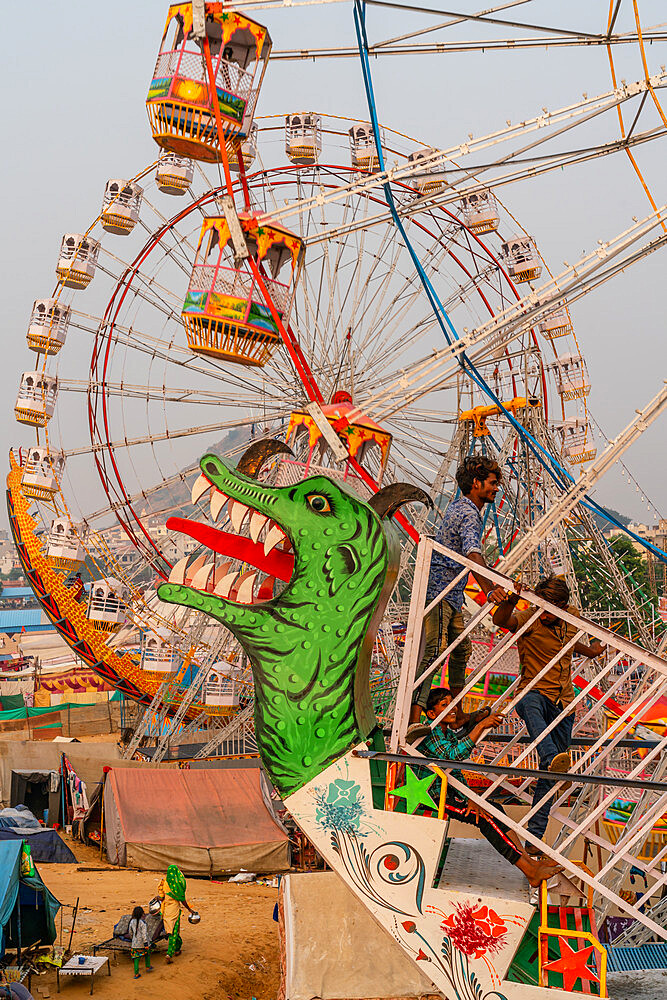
[236,572,257,605]
[214,571,238,599]
[210,489,228,522]
[249,511,269,544]
[229,500,250,534]
[263,523,286,556]
[191,474,211,505]
[184,552,207,584]
[212,561,232,586]
[190,562,214,590]
[168,555,189,585]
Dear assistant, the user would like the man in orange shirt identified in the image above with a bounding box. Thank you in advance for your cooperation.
[493,576,605,849]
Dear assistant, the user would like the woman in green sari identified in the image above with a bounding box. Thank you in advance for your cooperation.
[157,865,195,963]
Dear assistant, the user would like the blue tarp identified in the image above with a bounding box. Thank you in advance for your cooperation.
[0,807,40,832]
[0,829,75,864]
[0,840,60,956]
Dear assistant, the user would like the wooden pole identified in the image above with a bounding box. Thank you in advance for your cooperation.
[99,773,106,860]
[67,897,79,955]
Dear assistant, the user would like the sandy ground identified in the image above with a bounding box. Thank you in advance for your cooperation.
[31,834,280,1000]
[24,832,667,1000]
[607,971,667,999]
[10,733,658,1000]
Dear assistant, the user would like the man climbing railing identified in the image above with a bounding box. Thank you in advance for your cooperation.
[387,535,667,938]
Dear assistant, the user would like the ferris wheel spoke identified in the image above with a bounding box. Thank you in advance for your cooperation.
[316,198,354,366]
[345,230,409,361]
[316,197,377,364]
[291,173,317,358]
[383,437,438,489]
[63,379,277,407]
[70,314,287,395]
[65,407,292,459]
[344,198,373,329]
[135,220,194,279]
[141,195,201,256]
[98,248,185,306]
[355,238,458,363]
[311,189,377,369]
[356,216,464,342]
[83,468,203,525]
[95,261,184,326]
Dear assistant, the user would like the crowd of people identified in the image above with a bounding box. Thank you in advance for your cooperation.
[410,454,607,885]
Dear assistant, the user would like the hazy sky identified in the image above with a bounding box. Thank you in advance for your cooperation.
[3,1,667,530]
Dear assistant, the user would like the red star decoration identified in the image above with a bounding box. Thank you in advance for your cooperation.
[543,937,600,993]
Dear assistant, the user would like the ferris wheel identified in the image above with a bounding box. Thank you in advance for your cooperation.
[8,1,667,723]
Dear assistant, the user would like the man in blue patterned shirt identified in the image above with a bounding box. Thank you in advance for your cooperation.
[409,455,508,729]
[417,688,561,886]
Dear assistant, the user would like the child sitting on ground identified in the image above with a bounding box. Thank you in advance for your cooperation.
[129,905,153,979]
[417,687,561,887]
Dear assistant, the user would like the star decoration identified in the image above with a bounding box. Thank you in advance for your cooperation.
[389,766,437,814]
[542,937,599,993]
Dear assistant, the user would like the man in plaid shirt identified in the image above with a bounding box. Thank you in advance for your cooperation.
[417,688,561,887]
[409,455,508,731]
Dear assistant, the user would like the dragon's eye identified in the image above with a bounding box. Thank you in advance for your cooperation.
[307,494,331,513]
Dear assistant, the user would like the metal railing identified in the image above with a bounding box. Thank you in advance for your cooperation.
[388,535,667,939]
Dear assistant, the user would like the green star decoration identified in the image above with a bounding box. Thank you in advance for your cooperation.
[390,767,438,814]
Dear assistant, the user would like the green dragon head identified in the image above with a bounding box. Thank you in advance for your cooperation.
[158,440,430,796]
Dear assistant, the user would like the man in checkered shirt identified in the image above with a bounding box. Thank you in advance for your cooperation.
[409,455,508,730]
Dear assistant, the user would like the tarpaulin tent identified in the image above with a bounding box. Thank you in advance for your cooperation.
[0,807,75,862]
[0,829,76,863]
[9,770,60,827]
[0,840,60,957]
[0,742,124,808]
[103,766,291,876]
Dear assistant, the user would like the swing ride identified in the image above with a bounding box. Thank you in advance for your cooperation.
[8,2,667,995]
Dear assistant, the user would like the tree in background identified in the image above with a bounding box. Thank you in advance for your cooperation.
[573,533,657,639]
[609,535,650,594]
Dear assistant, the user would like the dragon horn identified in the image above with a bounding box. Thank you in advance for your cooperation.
[368,483,433,520]
[236,438,294,480]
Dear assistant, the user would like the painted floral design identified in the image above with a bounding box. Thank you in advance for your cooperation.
[397,917,508,1000]
[441,902,508,960]
[315,778,365,834]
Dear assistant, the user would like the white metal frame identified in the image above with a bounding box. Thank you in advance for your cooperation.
[392,535,667,937]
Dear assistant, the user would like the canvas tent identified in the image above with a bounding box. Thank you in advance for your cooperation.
[103,766,290,875]
[0,840,60,957]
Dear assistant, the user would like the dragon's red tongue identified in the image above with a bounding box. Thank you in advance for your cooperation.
[166,517,294,582]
